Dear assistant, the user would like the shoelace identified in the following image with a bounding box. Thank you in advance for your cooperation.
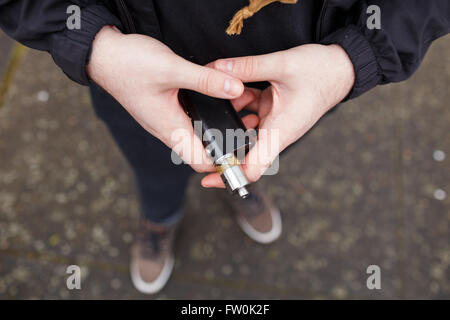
[226,0,298,35]
[139,228,171,259]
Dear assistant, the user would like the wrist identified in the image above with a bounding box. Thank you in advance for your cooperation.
[86,25,124,84]
[326,44,356,105]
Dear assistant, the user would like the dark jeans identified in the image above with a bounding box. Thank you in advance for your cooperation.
[89,84,193,224]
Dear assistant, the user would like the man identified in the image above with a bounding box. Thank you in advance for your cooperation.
[1,0,448,294]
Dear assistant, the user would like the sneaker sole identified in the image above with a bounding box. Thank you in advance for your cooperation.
[236,207,282,244]
[130,254,175,295]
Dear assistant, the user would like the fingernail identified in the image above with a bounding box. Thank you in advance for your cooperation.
[224,79,231,93]
[202,181,211,188]
[226,60,233,72]
[217,60,233,72]
[224,79,242,96]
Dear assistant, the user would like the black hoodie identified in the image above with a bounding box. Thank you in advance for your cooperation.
[0,0,448,99]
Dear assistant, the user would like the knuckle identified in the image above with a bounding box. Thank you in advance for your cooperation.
[197,71,213,95]
[193,165,208,173]
[214,59,226,69]
[245,164,262,182]
[242,56,256,78]
[192,166,203,173]
[247,171,261,183]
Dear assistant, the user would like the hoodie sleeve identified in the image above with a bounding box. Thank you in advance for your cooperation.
[0,0,122,85]
[320,0,449,99]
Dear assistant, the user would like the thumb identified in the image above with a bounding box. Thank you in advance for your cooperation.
[211,52,285,83]
[243,125,285,182]
[173,60,244,99]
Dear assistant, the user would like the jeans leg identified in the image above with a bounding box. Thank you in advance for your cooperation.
[89,84,193,224]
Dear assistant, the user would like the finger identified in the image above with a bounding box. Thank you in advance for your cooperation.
[244,87,263,99]
[231,87,261,112]
[201,173,226,189]
[241,114,259,129]
[242,126,285,183]
[212,53,285,83]
[174,134,216,173]
[230,88,256,112]
[164,115,216,173]
[243,87,262,112]
[174,60,244,99]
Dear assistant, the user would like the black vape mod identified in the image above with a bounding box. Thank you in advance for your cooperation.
[178,89,255,198]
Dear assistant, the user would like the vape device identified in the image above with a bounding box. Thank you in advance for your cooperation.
[178,89,255,198]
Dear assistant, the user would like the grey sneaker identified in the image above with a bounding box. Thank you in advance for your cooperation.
[223,184,282,244]
[130,218,177,294]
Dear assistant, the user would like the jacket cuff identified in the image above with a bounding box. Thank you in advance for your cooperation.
[50,5,122,86]
[320,25,382,100]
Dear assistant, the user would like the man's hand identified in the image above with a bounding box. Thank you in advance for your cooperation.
[202,44,355,187]
[87,26,256,173]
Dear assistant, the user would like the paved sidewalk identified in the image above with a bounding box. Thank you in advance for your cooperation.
[0,31,448,299]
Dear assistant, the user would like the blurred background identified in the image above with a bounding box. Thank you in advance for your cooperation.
[0,30,448,299]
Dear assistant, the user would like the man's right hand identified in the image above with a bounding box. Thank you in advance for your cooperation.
[86,26,257,173]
